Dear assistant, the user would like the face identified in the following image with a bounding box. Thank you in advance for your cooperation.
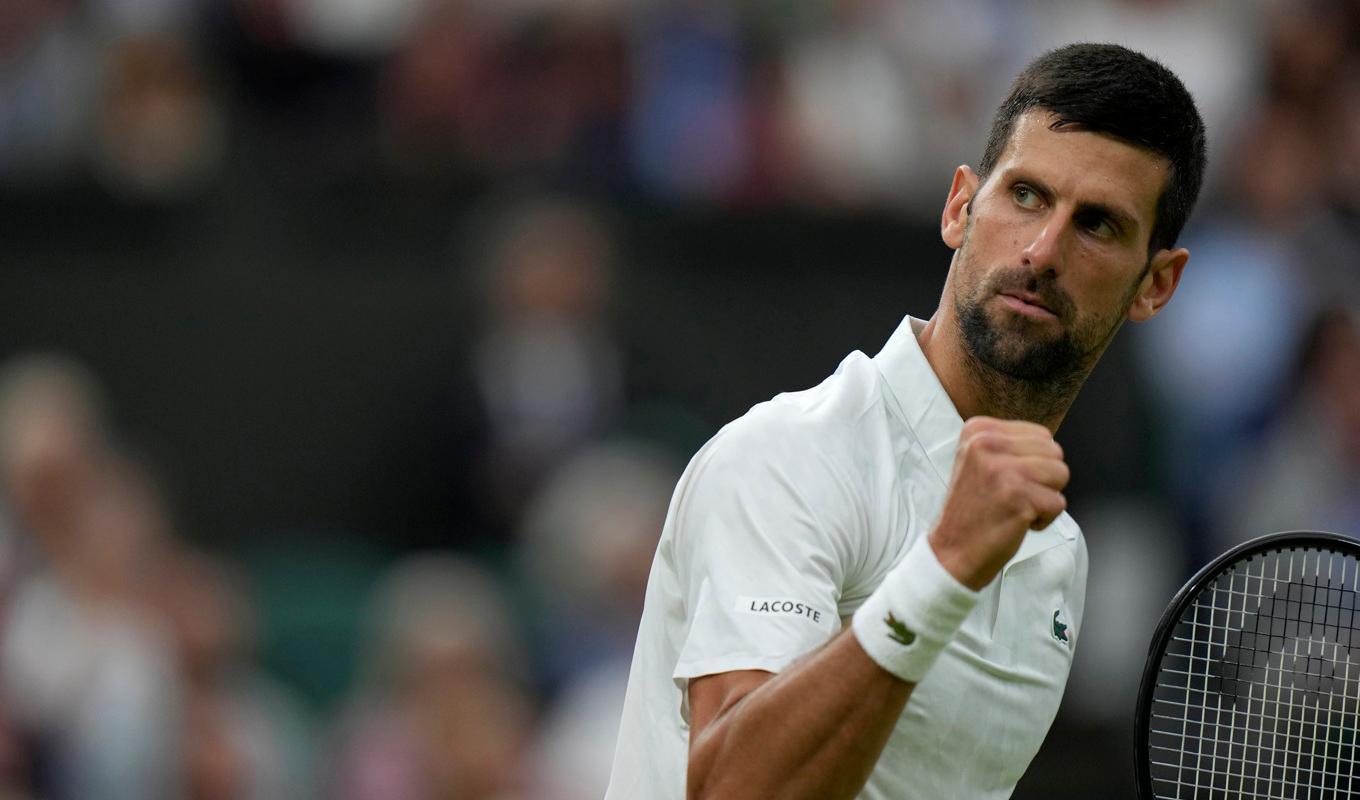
[942,110,1187,382]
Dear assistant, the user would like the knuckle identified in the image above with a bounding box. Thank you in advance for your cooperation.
[965,417,1001,438]
[961,432,999,463]
[997,472,1024,503]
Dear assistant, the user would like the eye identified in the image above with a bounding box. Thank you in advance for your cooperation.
[1076,212,1118,239]
[1012,184,1042,209]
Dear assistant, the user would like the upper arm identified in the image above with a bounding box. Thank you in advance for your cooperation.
[687,670,774,753]
[671,416,859,686]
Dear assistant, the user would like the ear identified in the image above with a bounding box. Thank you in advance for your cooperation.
[1128,246,1189,322]
[941,165,979,250]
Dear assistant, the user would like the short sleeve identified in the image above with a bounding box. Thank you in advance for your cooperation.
[670,413,859,688]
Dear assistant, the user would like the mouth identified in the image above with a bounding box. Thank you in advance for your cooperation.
[998,291,1058,319]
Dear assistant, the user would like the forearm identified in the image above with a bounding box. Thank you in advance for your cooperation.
[687,629,912,800]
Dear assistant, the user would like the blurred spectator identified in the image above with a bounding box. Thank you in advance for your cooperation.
[516,439,677,682]
[89,31,225,199]
[379,2,630,180]
[777,0,922,208]
[0,0,88,183]
[435,195,625,548]
[763,0,1015,210]
[377,0,507,171]
[888,0,1013,202]
[328,555,534,800]
[0,705,38,800]
[0,355,182,800]
[284,0,424,56]
[0,356,109,566]
[629,2,750,201]
[1132,101,1320,542]
[524,656,630,800]
[1295,54,1360,309]
[1263,0,1350,111]
[156,546,318,800]
[516,440,679,800]
[1212,308,1360,546]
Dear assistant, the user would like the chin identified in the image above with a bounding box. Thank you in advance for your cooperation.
[970,319,1080,380]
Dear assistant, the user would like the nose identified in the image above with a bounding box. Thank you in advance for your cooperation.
[1020,218,1065,275]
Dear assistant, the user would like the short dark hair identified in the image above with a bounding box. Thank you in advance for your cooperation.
[978,43,1207,253]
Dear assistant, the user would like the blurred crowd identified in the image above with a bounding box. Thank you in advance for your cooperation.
[0,342,681,800]
[2,0,1360,798]
[3,0,1347,210]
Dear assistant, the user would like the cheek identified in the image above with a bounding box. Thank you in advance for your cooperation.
[1072,269,1144,328]
[953,245,995,302]
[958,222,1018,277]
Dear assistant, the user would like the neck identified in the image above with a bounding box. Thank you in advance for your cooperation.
[916,313,1096,434]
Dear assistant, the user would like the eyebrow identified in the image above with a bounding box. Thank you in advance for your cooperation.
[1009,173,1141,238]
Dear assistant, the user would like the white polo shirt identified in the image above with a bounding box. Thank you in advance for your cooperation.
[605,316,1088,799]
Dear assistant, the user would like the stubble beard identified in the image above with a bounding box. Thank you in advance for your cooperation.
[954,270,1092,384]
[950,244,1143,421]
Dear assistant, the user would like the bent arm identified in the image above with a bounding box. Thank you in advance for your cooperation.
[684,417,1067,799]
[687,629,912,800]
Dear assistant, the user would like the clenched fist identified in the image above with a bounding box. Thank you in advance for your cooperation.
[929,417,1070,591]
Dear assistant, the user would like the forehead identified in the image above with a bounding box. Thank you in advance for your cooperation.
[989,111,1170,237]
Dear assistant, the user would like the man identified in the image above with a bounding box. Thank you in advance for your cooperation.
[606,43,1206,799]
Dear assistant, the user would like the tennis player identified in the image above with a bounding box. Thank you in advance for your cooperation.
[606,43,1206,799]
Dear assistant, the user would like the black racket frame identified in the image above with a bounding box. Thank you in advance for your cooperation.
[1134,529,1360,799]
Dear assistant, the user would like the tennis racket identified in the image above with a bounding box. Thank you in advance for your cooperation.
[1135,530,1360,799]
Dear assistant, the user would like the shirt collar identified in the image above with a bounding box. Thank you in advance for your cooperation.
[871,315,1079,553]
[871,315,965,483]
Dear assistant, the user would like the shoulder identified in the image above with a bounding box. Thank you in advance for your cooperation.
[705,350,887,467]
[669,352,887,547]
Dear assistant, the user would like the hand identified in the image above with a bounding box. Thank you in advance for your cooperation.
[928,417,1069,590]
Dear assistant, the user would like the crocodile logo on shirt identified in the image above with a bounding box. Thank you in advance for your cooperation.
[885,612,916,646]
[1052,609,1070,645]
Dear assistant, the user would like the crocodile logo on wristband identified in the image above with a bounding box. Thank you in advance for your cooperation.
[884,612,916,646]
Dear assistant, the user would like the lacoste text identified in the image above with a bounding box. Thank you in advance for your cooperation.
[740,598,822,624]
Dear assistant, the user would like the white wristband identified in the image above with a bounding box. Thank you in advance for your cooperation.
[851,535,980,684]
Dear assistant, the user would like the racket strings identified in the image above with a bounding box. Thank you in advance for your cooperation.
[1147,546,1360,799]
